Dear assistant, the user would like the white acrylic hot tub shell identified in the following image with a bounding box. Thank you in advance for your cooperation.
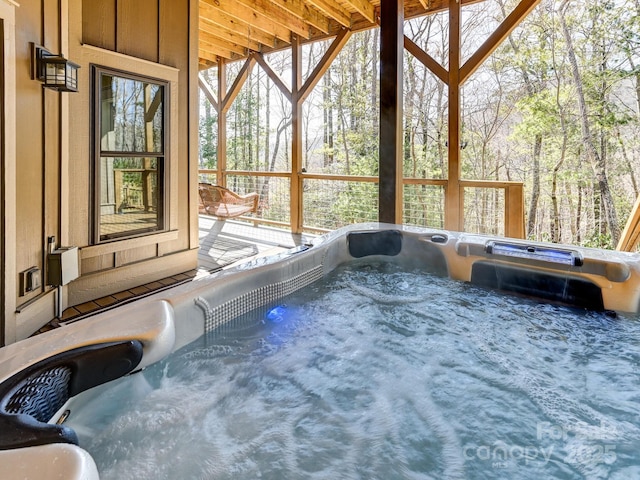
[1,223,640,479]
[0,299,176,480]
[0,443,99,480]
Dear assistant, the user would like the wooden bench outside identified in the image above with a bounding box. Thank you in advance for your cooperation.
[198,183,259,219]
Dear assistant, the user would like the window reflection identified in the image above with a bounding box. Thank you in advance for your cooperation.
[99,158,159,239]
[95,69,166,241]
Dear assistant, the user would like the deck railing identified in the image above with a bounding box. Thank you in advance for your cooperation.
[198,169,525,238]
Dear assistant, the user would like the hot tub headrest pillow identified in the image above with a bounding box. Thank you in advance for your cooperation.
[348,230,403,258]
[0,340,143,450]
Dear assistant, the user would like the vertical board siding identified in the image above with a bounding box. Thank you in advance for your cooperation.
[67,0,198,307]
[1,0,19,344]
[116,0,159,63]
[15,0,44,304]
[44,0,61,259]
[82,0,116,50]
[160,0,190,251]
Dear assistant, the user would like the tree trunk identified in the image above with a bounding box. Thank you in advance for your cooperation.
[527,135,542,238]
[323,69,334,167]
[559,0,620,246]
[498,0,542,239]
[550,155,564,243]
[576,181,583,244]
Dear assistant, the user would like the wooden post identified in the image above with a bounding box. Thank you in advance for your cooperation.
[506,184,525,238]
[617,194,640,251]
[217,60,226,187]
[291,35,303,233]
[445,0,462,231]
[379,0,404,224]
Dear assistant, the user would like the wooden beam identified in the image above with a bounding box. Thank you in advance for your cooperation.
[200,0,293,43]
[299,28,352,103]
[460,0,541,84]
[269,0,330,34]
[404,35,448,84]
[200,44,233,61]
[198,76,218,110]
[378,0,404,224]
[445,0,462,231]
[334,0,485,34]
[617,194,640,251]
[403,0,485,19]
[217,62,227,186]
[200,18,262,51]
[221,56,257,113]
[505,183,525,238]
[254,52,292,101]
[200,32,248,56]
[200,3,277,48]
[230,0,312,39]
[341,0,376,24]
[251,0,485,59]
[199,58,218,70]
[201,0,486,65]
[305,0,352,28]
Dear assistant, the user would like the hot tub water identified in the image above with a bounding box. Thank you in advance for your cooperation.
[66,260,640,480]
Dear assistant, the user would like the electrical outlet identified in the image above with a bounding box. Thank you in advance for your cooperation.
[20,267,41,296]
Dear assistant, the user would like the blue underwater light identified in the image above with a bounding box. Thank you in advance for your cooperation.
[266,305,287,323]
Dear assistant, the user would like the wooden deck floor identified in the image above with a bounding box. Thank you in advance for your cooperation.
[48,217,315,330]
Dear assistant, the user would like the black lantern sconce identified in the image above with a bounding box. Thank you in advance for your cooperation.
[31,43,80,92]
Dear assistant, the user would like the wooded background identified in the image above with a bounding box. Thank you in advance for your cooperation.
[199,0,640,249]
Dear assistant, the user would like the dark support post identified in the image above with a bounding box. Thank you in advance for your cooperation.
[379,0,404,224]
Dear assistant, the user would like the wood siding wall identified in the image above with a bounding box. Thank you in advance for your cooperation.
[10,0,198,341]
[69,0,198,302]
[14,1,63,338]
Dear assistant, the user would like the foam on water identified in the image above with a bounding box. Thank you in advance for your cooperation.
[66,260,640,479]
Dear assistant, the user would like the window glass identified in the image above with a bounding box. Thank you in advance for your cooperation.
[95,69,166,242]
[100,75,163,153]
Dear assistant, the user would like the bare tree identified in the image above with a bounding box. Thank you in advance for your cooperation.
[558,0,620,245]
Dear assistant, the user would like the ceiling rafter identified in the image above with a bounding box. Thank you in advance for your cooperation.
[199,0,489,67]
[232,0,313,39]
[201,32,248,57]
[200,46,231,63]
[305,0,352,27]
[269,0,331,33]
[199,8,277,49]
[200,0,293,43]
[200,18,262,52]
[341,0,375,23]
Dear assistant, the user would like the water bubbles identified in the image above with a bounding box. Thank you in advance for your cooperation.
[67,261,640,480]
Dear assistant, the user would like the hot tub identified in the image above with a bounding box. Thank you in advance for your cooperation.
[1,223,639,479]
